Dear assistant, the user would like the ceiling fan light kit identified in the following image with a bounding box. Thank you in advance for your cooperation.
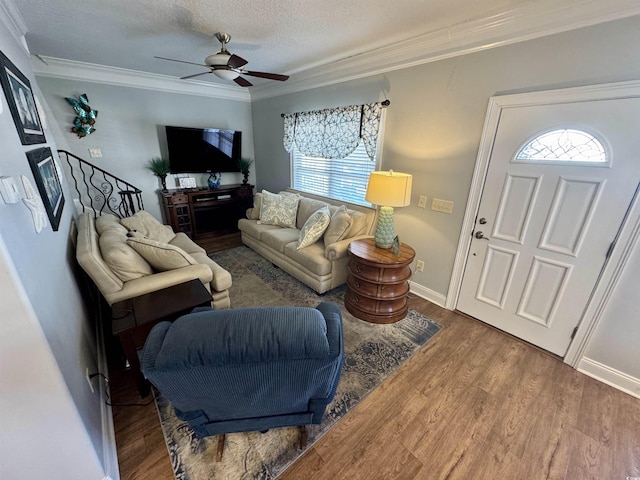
[156,32,289,87]
[214,69,240,81]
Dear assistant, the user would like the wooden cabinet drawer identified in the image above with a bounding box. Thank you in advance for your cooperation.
[347,276,409,299]
[348,260,412,283]
[345,289,407,314]
[165,193,189,205]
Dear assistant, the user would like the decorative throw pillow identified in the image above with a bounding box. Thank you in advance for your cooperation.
[297,206,330,249]
[258,190,300,228]
[324,205,353,246]
[120,210,175,243]
[99,229,153,281]
[126,236,197,271]
[95,213,128,235]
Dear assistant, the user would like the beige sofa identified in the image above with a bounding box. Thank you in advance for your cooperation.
[238,190,377,294]
[76,211,232,309]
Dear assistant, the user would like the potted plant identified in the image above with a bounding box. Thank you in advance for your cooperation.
[146,157,170,190]
[237,158,253,184]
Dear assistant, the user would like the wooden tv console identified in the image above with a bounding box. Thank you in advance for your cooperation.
[160,184,253,239]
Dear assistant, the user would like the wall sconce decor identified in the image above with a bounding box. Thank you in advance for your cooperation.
[65,93,98,138]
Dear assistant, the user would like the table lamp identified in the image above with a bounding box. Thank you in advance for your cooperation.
[365,170,413,249]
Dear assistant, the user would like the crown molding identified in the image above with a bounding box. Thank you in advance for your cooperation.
[30,56,251,102]
[250,0,640,100]
[23,0,640,103]
[0,0,29,53]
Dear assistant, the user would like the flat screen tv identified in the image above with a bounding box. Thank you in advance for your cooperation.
[165,126,242,173]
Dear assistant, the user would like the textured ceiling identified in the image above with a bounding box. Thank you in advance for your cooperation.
[16,0,533,84]
[13,0,640,90]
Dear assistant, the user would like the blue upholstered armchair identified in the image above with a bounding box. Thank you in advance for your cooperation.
[140,301,344,458]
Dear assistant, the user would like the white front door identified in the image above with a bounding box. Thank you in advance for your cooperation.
[457,97,640,356]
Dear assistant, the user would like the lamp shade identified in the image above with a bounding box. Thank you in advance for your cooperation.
[365,170,413,207]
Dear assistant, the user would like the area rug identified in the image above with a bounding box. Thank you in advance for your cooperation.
[154,246,442,480]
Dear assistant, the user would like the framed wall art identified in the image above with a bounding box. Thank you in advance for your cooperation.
[0,49,46,145]
[26,147,64,231]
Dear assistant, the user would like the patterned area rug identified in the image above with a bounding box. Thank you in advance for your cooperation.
[154,246,442,480]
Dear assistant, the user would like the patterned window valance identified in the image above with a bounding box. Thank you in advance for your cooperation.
[283,101,389,160]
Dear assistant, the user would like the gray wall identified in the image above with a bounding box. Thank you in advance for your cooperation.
[36,77,254,221]
[0,18,107,479]
[252,16,640,298]
[584,233,640,381]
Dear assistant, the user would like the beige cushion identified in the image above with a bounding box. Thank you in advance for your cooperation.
[260,228,300,253]
[348,211,371,237]
[238,218,281,241]
[168,232,206,255]
[324,205,353,246]
[248,192,263,220]
[297,206,330,249]
[126,236,198,271]
[258,190,300,228]
[120,211,174,243]
[95,213,128,235]
[99,229,153,281]
[296,197,330,229]
[283,241,332,276]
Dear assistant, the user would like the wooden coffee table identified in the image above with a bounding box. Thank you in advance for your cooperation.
[345,238,416,324]
[111,279,212,396]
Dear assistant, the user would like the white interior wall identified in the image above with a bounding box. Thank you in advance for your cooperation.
[0,7,111,477]
[0,237,105,480]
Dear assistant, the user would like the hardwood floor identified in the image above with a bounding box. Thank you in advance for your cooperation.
[109,257,640,479]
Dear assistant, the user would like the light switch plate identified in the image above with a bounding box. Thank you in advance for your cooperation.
[432,198,454,214]
[89,148,102,158]
[0,176,21,203]
[418,195,427,208]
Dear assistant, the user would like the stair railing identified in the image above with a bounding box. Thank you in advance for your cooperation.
[58,149,144,218]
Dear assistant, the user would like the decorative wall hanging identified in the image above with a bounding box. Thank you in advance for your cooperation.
[26,147,65,231]
[65,93,98,138]
[21,175,48,233]
[282,100,389,160]
[0,49,46,145]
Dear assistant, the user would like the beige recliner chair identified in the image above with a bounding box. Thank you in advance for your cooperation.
[75,211,232,309]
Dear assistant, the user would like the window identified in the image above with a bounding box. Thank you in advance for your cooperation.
[291,141,379,206]
[515,128,607,164]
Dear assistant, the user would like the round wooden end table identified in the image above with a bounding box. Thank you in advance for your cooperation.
[345,237,416,324]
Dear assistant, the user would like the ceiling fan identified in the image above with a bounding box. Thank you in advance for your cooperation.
[155,32,289,87]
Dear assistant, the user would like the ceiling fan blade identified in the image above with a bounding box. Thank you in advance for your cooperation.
[242,70,289,81]
[228,54,248,69]
[180,71,212,80]
[155,56,208,68]
[234,76,253,87]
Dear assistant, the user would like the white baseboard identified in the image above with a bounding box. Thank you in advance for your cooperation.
[95,303,120,480]
[409,281,447,308]
[578,357,640,399]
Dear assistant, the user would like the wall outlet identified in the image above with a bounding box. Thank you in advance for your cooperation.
[85,367,95,393]
[432,198,454,214]
[89,148,102,158]
[418,195,427,208]
[416,260,425,272]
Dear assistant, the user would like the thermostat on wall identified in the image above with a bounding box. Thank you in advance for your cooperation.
[179,177,196,188]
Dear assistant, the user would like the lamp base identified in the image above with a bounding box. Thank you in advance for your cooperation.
[374,206,395,249]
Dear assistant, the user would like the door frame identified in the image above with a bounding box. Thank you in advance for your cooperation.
[447,79,640,366]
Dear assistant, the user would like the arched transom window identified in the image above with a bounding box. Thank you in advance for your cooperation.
[515,129,607,164]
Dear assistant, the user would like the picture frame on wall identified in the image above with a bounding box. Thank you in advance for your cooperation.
[0,49,46,145]
[26,147,65,231]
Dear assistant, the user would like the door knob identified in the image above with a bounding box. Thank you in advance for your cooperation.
[478,217,487,224]
[474,231,489,240]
